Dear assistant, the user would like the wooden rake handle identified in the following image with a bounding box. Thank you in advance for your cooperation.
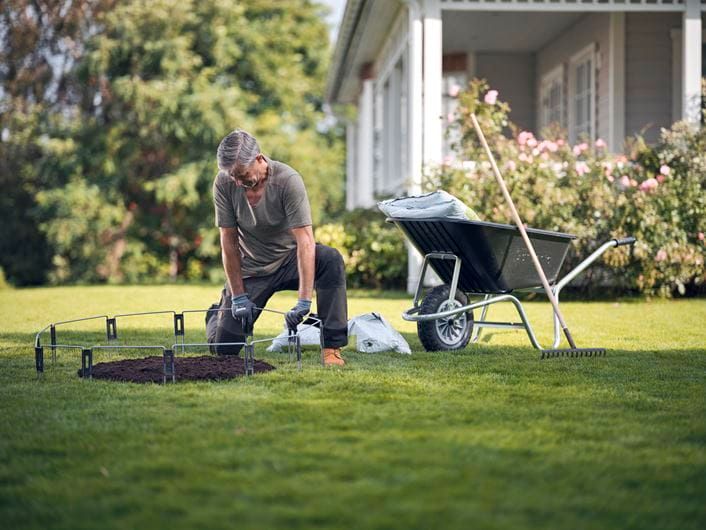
[470,114,577,349]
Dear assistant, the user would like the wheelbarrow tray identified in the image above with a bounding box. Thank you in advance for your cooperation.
[389,217,576,293]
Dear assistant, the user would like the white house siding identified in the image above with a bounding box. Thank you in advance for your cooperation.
[625,12,682,143]
[475,53,535,132]
[536,13,612,142]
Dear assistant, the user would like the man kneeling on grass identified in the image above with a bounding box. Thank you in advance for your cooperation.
[206,129,348,366]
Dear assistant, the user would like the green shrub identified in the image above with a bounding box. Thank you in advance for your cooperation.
[427,79,706,297]
[315,209,407,289]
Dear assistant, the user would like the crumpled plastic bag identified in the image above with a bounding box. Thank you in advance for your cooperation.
[347,313,411,354]
[377,190,480,221]
[266,324,321,352]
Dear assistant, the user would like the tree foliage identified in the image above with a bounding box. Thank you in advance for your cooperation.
[0,0,343,285]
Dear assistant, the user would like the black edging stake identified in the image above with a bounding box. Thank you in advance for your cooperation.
[163,349,175,384]
[35,346,44,374]
[81,348,93,379]
[106,318,117,340]
[174,314,184,336]
[50,324,57,364]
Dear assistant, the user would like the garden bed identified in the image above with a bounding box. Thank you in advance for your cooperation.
[77,355,275,383]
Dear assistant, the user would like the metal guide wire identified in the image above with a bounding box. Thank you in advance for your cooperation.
[34,306,322,382]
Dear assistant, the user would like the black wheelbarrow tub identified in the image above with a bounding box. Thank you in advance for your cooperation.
[388,217,576,294]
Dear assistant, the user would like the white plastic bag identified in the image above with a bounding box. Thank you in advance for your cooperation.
[347,313,411,354]
[377,190,480,221]
[266,324,321,352]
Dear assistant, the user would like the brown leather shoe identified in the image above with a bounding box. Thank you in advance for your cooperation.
[322,348,345,366]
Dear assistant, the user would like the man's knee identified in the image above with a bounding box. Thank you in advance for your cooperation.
[206,290,245,355]
[316,244,344,270]
[315,245,345,286]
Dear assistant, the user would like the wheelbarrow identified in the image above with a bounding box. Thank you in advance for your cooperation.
[390,217,635,356]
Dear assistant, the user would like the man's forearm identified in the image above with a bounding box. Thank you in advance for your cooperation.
[296,235,315,301]
[220,232,245,296]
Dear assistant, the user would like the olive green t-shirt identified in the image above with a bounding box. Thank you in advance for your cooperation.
[213,157,312,278]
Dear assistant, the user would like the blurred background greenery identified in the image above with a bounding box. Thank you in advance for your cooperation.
[1,1,704,298]
[1,0,345,286]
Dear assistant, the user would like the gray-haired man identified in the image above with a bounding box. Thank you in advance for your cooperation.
[206,129,348,365]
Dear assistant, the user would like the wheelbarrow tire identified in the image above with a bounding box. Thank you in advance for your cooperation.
[418,285,473,352]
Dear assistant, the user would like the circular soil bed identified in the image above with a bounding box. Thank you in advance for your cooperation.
[78,355,275,383]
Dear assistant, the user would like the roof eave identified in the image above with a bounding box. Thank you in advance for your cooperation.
[325,0,368,104]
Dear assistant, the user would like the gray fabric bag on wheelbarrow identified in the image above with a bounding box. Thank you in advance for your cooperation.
[378,191,480,221]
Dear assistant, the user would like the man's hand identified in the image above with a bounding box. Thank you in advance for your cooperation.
[285,299,311,331]
[231,293,257,333]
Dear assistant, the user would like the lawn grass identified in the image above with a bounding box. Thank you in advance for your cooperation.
[1,285,705,530]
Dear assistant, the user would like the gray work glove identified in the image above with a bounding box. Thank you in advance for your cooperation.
[231,293,257,333]
[285,299,311,332]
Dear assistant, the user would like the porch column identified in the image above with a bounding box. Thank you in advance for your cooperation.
[682,0,702,124]
[608,12,625,152]
[406,0,424,293]
[345,121,357,211]
[422,0,443,168]
[356,72,375,208]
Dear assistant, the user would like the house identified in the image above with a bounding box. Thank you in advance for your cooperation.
[325,0,704,292]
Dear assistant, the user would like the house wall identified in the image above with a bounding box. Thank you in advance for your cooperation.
[536,13,611,141]
[475,53,535,131]
[625,12,681,143]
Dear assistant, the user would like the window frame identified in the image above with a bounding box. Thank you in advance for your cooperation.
[568,43,596,144]
[538,64,565,132]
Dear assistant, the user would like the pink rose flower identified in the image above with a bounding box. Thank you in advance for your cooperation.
[532,148,540,157]
[517,131,533,146]
[575,161,590,176]
[484,90,498,105]
[657,175,665,183]
[527,137,538,148]
[595,138,607,149]
[619,175,631,188]
[572,145,583,156]
[505,160,517,171]
[659,164,670,176]
[698,232,704,241]
[546,141,558,152]
[639,178,659,192]
[655,249,667,262]
[556,139,565,146]
[607,175,614,182]
[448,84,461,97]
[630,179,638,187]
[447,112,454,123]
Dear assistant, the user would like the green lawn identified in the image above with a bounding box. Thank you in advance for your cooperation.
[1,285,705,530]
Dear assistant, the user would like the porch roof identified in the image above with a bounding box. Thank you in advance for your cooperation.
[326,0,701,105]
[326,0,401,105]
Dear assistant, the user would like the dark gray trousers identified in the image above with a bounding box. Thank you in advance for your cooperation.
[206,244,348,354]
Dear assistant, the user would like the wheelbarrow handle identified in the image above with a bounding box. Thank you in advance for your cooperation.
[614,236,636,247]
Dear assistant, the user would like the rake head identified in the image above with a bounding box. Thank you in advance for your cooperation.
[541,348,606,359]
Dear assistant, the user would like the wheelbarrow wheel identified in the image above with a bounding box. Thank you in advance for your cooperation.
[418,285,473,351]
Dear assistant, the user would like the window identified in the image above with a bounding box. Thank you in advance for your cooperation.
[374,55,407,193]
[539,65,564,131]
[569,44,596,143]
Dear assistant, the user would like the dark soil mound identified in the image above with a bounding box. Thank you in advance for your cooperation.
[78,355,275,383]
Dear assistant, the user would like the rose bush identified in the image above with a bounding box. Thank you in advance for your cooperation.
[427,79,706,296]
